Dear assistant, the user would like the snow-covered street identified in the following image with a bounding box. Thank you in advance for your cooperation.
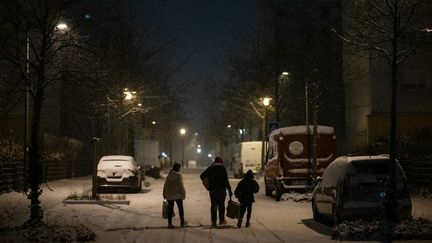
[1,168,431,242]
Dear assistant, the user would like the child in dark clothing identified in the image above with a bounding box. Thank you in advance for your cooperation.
[234,169,260,228]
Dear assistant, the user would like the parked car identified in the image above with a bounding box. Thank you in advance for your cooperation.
[311,155,411,225]
[97,155,143,192]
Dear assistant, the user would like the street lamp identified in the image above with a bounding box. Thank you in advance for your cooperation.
[123,88,136,101]
[24,22,70,188]
[121,88,137,154]
[56,23,68,31]
[262,97,271,107]
[261,97,271,170]
[180,128,186,167]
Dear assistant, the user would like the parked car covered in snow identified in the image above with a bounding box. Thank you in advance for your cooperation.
[97,155,142,192]
[311,155,411,225]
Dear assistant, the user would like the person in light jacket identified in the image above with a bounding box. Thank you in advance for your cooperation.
[234,169,259,228]
[163,163,187,228]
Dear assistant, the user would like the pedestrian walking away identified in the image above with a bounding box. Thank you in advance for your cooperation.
[234,169,259,228]
[200,156,233,228]
[163,163,187,228]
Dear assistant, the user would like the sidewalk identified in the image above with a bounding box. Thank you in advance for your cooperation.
[412,196,432,219]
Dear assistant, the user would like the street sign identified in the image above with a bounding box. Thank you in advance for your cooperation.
[268,122,280,134]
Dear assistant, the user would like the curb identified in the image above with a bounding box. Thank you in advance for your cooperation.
[63,199,130,205]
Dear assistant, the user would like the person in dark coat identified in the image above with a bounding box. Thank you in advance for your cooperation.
[163,163,187,228]
[234,169,259,228]
[200,156,233,228]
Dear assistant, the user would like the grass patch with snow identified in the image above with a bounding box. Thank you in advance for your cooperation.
[0,223,96,242]
[332,218,432,241]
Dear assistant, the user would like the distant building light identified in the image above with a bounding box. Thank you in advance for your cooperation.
[422,28,432,32]
[161,152,168,157]
[227,124,231,128]
[197,148,202,153]
[282,71,289,76]
[208,153,212,158]
[152,121,156,125]
[197,144,201,148]
[194,132,198,136]
[85,14,91,19]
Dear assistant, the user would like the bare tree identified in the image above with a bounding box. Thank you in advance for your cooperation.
[0,0,79,225]
[335,0,432,220]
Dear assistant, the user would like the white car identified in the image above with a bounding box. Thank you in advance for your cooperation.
[97,155,142,192]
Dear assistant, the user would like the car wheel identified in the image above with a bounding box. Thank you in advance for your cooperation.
[312,198,322,222]
[275,180,283,201]
[332,204,340,226]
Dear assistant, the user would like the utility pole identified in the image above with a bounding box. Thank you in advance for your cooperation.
[92,137,100,199]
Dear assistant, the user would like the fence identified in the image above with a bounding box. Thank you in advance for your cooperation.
[0,160,91,192]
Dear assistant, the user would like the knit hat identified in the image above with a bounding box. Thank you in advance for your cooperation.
[214,156,223,164]
[246,169,254,178]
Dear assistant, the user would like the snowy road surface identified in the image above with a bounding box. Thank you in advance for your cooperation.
[1,168,431,243]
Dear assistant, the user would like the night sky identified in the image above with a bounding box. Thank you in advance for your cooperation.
[143,0,261,126]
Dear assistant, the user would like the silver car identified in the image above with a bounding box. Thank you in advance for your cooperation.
[312,155,411,225]
[97,155,142,192]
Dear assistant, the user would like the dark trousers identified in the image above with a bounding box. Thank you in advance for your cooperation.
[210,190,226,223]
[239,202,252,222]
[167,199,185,225]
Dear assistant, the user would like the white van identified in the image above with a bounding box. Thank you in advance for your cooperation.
[233,141,266,178]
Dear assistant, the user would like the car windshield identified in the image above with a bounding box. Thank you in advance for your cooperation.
[351,160,389,173]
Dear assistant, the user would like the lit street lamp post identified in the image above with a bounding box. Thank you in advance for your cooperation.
[122,88,137,154]
[24,22,70,188]
[180,128,186,168]
[261,97,271,170]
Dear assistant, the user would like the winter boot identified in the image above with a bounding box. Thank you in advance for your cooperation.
[181,221,188,227]
[237,219,242,228]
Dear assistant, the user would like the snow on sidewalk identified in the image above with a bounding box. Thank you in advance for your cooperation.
[1,171,431,242]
